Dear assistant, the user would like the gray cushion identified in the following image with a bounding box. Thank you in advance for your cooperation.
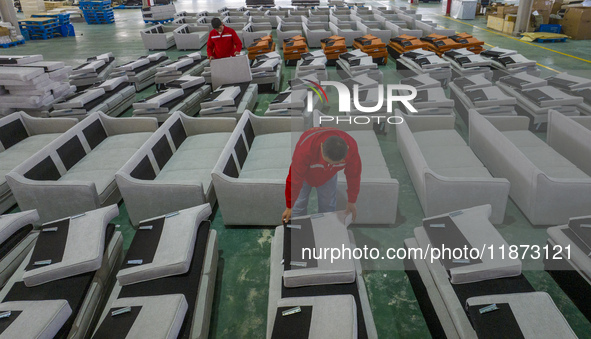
[116,204,212,286]
[0,300,72,339]
[0,209,38,244]
[413,130,467,148]
[59,133,152,202]
[421,146,485,171]
[107,295,187,339]
[154,133,232,190]
[466,292,577,338]
[22,204,118,287]
[273,296,357,339]
[0,134,61,195]
[240,132,293,180]
[283,211,355,288]
[415,205,522,284]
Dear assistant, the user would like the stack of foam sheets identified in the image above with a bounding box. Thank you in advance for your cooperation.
[449,74,518,123]
[0,55,75,117]
[496,72,583,127]
[199,82,258,118]
[296,50,328,81]
[69,52,116,90]
[154,52,208,90]
[336,49,383,82]
[545,72,591,116]
[397,49,452,87]
[250,51,282,92]
[132,75,211,122]
[50,76,136,120]
[110,52,172,92]
[480,47,541,80]
[265,88,321,124]
[442,48,492,80]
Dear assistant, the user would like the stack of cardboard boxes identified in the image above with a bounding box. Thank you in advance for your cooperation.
[486,3,519,34]
[561,5,591,39]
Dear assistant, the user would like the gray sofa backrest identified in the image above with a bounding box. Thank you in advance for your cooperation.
[0,112,77,153]
[547,110,591,176]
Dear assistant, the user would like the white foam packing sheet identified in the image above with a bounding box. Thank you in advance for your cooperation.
[403,49,436,59]
[93,52,114,61]
[340,49,369,60]
[499,54,536,68]
[467,86,517,107]
[453,74,493,91]
[200,86,240,108]
[4,60,66,71]
[0,67,45,81]
[148,52,167,61]
[452,55,491,68]
[0,55,44,65]
[256,51,281,60]
[413,56,451,69]
[185,51,202,59]
[546,72,591,90]
[499,72,547,89]
[521,86,585,107]
[133,88,184,109]
[346,57,377,71]
[5,81,61,95]
[0,94,55,108]
[167,75,205,88]
[302,50,326,59]
[48,66,73,79]
[298,57,327,70]
[482,46,517,57]
[413,87,454,108]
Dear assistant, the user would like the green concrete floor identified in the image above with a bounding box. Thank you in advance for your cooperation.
[4,0,591,337]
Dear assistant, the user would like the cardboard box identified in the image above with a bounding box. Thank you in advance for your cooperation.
[532,0,554,23]
[562,6,591,39]
[487,15,505,31]
[503,20,516,34]
[551,0,563,14]
[549,17,563,25]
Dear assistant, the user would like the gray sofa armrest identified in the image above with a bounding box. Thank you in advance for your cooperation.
[479,113,530,132]
[547,110,591,176]
[247,110,304,135]
[98,113,158,136]
[20,113,77,135]
[397,110,456,132]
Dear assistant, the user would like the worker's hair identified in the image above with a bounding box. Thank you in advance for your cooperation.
[212,18,222,29]
[322,136,348,162]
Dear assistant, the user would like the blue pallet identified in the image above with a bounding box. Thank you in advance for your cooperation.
[79,0,110,7]
[84,13,115,18]
[536,37,567,43]
[86,20,115,24]
[31,13,70,25]
[0,40,25,48]
[113,4,142,8]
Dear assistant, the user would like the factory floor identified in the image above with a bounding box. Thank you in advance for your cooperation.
[4,0,591,337]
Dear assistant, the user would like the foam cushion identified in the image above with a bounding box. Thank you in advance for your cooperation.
[116,204,212,286]
[547,224,591,281]
[96,294,187,339]
[283,211,355,288]
[240,132,293,180]
[466,292,577,338]
[0,300,72,339]
[272,296,357,339]
[22,205,118,287]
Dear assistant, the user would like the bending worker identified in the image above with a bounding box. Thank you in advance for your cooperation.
[282,127,362,223]
[206,17,242,60]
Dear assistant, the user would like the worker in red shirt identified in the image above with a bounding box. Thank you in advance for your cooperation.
[282,127,362,223]
[207,18,242,60]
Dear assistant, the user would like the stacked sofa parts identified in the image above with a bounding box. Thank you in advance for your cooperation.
[247,35,276,60]
[336,49,383,83]
[352,34,388,65]
[0,55,75,117]
[140,24,177,50]
[397,49,452,87]
[154,52,209,90]
[51,76,136,120]
[442,48,493,80]
[283,35,308,66]
[480,46,540,80]
[296,49,328,81]
[420,33,462,57]
[5,112,157,224]
[0,205,124,338]
[111,52,172,91]
[266,211,377,338]
[133,75,211,122]
[449,32,484,54]
[449,74,518,124]
[321,35,347,66]
[142,3,176,24]
[91,204,218,339]
[79,0,115,24]
[496,72,583,129]
[404,205,577,338]
[199,83,258,118]
[387,34,430,59]
[546,72,591,116]
[0,210,39,287]
[0,112,76,213]
[69,52,116,90]
[250,51,282,92]
[396,76,456,119]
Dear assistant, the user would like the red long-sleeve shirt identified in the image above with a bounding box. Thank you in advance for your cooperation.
[206,26,242,59]
[286,127,362,208]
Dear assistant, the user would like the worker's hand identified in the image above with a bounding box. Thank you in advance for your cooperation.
[208,56,214,61]
[282,208,292,225]
[233,51,240,56]
[345,202,357,222]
